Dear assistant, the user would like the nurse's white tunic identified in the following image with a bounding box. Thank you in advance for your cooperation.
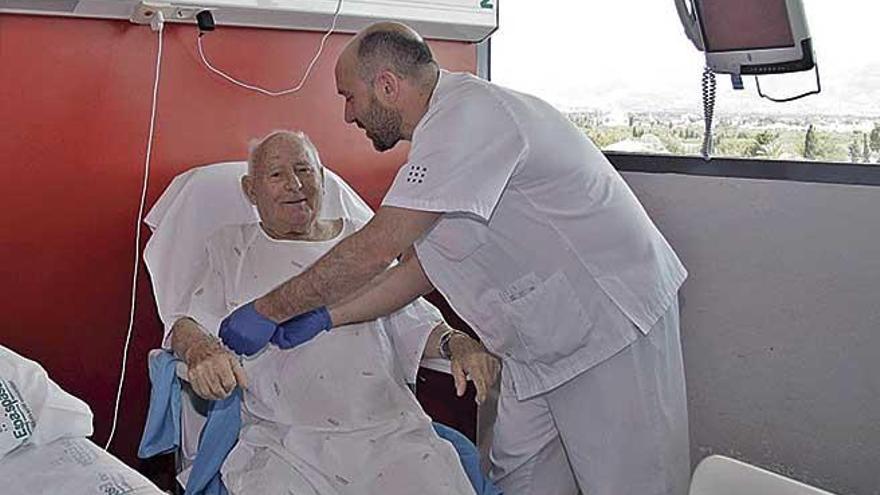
[382,70,690,494]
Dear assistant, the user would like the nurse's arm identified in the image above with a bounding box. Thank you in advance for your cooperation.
[329,257,501,405]
[328,251,434,326]
[255,206,441,322]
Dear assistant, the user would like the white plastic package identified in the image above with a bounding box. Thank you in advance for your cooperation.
[0,345,93,458]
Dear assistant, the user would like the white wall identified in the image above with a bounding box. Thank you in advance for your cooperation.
[623,172,880,495]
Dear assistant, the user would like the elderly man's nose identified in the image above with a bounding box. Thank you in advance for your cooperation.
[285,174,303,190]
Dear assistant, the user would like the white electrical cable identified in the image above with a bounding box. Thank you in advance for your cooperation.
[105,13,165,451]
[197,0,344,97]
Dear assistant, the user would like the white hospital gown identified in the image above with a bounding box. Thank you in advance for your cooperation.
[184,221,476,495]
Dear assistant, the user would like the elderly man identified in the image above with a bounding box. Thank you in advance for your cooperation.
[221,22,690,495]
[170,130,499,495]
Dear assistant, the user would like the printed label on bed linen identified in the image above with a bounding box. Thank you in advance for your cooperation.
[0,378,36,454]
[97,471,136,495]
[58,438,99,466]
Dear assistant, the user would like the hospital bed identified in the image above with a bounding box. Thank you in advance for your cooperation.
[142,161,499,489]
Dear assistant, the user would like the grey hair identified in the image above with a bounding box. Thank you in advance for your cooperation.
[247,130,323,175]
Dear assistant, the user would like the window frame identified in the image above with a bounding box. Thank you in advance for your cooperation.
[606,152,880,186]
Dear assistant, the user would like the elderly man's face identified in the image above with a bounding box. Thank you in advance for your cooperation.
[244,140,323,237]
[336,54,404,152]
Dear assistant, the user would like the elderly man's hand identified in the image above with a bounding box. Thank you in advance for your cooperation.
[184,338,247,401]
[448,333,501,405]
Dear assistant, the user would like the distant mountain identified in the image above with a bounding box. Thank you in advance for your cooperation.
[555,63,880,119]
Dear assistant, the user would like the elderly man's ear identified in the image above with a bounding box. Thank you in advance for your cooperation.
[241,175,257,205]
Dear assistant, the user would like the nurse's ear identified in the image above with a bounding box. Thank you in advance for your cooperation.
[373,68,401,105]
[241,174,257,205]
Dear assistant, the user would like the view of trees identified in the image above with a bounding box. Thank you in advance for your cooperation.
[569,111,880,164]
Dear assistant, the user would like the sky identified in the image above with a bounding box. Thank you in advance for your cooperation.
[491,1,880,117]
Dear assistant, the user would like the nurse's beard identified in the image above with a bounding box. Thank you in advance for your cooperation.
[364,99,403,151]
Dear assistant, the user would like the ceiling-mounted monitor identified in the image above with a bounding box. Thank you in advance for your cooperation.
[677,0,814,76]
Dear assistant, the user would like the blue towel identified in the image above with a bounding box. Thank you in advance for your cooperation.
[140,350,501,494]
[138,351,240,495]
[185,391,240,494]
[432,423,504,495]
[138,351,181,459]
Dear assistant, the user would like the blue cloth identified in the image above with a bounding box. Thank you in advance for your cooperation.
[219,302,278,356]
[140,351,500,494]
[271,306,332,350]
[138,350,241,495]
[432,423,504,495]
[138,351,181,459]
[187,391,241,495]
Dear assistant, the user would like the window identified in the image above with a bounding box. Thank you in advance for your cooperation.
[491,1,880,164]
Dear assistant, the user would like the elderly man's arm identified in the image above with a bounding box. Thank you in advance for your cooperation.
[256,206,440,322]
[171,318,247,400]
[423,323,500,405]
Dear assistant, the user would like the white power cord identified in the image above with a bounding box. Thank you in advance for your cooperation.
[105,11,165,451]
[197,0,344,96]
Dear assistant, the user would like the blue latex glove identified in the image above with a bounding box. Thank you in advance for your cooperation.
[271,306,333,350]
[219,302,278,356]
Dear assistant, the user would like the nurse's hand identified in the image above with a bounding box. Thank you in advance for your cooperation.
[448,334,501,405]
[184,338,247,401]
[271,306,333,350]
[219,302,279,356]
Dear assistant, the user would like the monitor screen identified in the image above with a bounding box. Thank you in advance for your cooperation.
[697,0,795,52]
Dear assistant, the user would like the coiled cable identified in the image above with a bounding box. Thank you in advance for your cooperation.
[701,66,717,160]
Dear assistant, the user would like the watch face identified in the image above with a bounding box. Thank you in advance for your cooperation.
[439,330,456,359]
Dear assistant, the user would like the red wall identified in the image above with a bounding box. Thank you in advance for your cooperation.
[0,13,475,485]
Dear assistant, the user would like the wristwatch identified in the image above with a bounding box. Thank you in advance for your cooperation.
[438,329,465,359]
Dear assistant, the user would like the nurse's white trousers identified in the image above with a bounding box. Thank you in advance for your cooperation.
[489,298,690,495]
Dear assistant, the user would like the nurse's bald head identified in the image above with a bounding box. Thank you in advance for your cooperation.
[340,22,437,86]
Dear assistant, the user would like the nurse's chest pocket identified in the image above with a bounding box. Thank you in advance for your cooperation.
[423,214,487,261]
[501,271,592,365]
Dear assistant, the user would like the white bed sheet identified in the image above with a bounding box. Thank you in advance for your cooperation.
[0,437,164,494]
